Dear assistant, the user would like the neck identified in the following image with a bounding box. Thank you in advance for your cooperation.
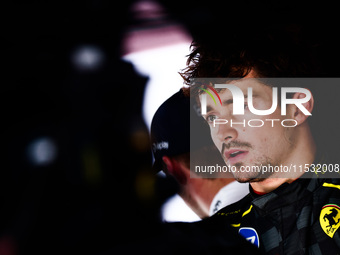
[250,178,298,194]
[251,124,316,194]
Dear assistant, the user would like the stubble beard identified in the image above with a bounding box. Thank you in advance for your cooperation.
[229,156,277,183]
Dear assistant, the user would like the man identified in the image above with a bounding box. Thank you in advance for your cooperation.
[151,89,249,218]
[180,25,340,253]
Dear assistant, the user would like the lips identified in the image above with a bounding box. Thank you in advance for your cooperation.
[224,149,249,165]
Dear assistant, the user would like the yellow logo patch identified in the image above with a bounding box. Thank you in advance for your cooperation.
[319,204,340,238]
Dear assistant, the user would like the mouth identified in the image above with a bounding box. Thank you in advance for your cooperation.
[224,149,249,165]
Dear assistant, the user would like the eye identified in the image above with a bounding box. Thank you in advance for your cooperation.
[205,114,218,123]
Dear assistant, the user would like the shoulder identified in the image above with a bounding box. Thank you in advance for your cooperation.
[189,195,253,237]
[317,179,340,203]
[212,194,253,220]
[311,178,340,214]
[210,182,249,215]
[320,178,340,186]
[315,178,340,193]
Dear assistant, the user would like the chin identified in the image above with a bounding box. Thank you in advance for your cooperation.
[235,176,268,183]
[233,170,267,183]
[234,175,256,183]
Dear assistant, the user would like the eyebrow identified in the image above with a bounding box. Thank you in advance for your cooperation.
[223,98,234,105]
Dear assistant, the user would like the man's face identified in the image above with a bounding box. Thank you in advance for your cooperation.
[200,78,296,182]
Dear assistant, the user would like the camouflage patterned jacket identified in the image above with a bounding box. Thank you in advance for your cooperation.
[210,175,340,254]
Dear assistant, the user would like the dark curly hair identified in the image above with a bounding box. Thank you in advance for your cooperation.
[180,24,320,85]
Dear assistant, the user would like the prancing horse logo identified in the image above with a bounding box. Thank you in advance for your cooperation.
[320,204,340,238]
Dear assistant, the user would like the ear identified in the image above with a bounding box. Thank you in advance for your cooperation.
[162,156,187,185]
[290,90,314,125]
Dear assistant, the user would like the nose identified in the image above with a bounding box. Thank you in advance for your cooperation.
[214,121,238,143]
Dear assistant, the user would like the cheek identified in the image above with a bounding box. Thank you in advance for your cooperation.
[269,107,284,119]
[244,123,286,149]
[257,126,291,156]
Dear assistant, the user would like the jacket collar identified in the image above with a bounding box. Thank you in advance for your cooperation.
[249,172,320,214]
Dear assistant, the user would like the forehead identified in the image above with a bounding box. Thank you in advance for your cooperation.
[224,78,271,93]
